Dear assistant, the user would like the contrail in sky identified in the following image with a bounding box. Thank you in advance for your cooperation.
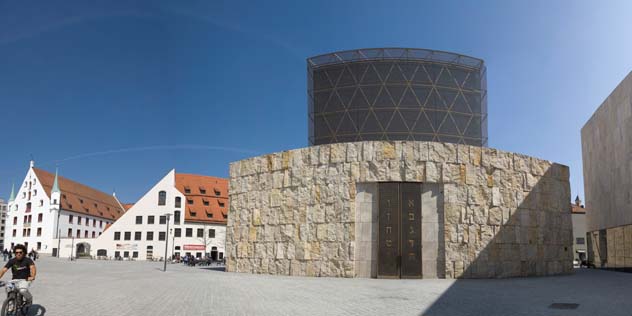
[39,144,261,166]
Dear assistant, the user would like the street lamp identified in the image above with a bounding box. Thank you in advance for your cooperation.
[163,213,171,272]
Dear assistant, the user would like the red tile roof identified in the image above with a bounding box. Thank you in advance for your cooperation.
[174,173,228,225]
[33,168,125,221]
[123,203,134,211]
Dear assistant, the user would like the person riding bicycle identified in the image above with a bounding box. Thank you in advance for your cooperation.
[0,244,36,306]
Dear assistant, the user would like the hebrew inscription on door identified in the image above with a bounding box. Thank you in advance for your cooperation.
[378,183,422,278]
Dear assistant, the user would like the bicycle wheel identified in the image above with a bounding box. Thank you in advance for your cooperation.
[1,294,17,316]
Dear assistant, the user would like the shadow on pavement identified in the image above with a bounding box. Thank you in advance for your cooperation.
[27,304,46,316]
[199,267,226,272]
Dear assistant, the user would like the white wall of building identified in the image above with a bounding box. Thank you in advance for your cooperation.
[572,212,587,261]
[83,170,226,260]
[5,166,114,254]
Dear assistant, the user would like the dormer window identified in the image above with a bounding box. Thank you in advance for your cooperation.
[187,199,193,205]
[68,204,73,209]
[199,187,206,194]
[94,203,97,208]
[79,199,83,204]
[203,199,209,206]
[190,211,197,217]
[184,186,191,194]
[62,194,67,199]
[214,189,221,196]
[219,201,225,208]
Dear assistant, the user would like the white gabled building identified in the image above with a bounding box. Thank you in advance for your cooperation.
[58,169,229,261]
[5,161,124,254]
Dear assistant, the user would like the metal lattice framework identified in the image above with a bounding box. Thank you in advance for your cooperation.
[307,48,487,146]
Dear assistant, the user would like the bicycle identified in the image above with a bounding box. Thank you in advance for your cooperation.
[0,280,30,316]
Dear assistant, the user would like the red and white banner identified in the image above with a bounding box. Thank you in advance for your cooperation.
[183,244,205,250]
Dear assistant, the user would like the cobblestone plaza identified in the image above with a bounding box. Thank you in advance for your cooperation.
[13,257,632,316]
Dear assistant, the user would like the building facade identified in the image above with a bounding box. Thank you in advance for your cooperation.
[0,199,6,251]
[56,170,229,261]
[308,48,487,146]
[571,196,587,264]
[4,162,122,254]
[582,71,632,269]
[226,141,572,278]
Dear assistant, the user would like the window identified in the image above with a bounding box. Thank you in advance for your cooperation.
[219,201,225,208]
[203,199,209,206]
[214,189,221,196]
[206,212,213,218]
[197,229,203,238]
[69,215,73,224]
[124,251,129,258]
[76,229,80,238]
[100,220,103,228]
[85,217,89,225]
[79,198,83,204]
[28,215,32,223]
[159,216,166,224]
[175,246,181,250]
[148,216,155,224]
[84,230,88,238]
[12,230,16,237]
[39,200,43,206]
[174,211,180,225]
[174,228,181,237]
[158,191,166,206]
[78,216,82,225]
[158,232,166,241]
[93,219,96,227]
[92,231,95,238]
[25,202,31,213]
[132,251,138,258]
[68,229,73,237]
[136,216,142,225]
[146,232,154,241]
[23,216,27,223]
[114,232,121,240]
[37,214,43,222]
[209,229,215,238]
[13,217,16,225]
[37,228,41,236]
[124,232,131,240]
[187,199,193,205]
[223,213,227,219]
[114,251,120,258]
[576,237,585,245]
[33,189,37,196]
[186,228,192,237]
[134,232,142,240]
[36,242,41,250]
[184,187,191,194]
[199,187,206,194]
[53,199,57,204]
[175,197,181,208]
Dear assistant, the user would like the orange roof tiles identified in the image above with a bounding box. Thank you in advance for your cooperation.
[123,203,134,211]
[175,173,228,225]
[33,168,125,221]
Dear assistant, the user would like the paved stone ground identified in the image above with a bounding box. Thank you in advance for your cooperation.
[9,256,632,316]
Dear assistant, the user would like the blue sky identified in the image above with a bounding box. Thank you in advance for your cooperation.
[1,0,631,204]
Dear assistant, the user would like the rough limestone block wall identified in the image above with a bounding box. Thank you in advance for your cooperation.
[601,225,632,268]
[226,141,572,278]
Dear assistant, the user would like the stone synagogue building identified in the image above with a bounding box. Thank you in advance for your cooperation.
[226,48,573,279]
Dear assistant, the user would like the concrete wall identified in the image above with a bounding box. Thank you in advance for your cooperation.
[582,71,632,232]
[226,141,573,278]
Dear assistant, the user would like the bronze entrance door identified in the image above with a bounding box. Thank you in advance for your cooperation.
[377,183,422,278]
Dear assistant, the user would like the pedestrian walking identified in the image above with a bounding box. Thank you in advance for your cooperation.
[2,249,7,261]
